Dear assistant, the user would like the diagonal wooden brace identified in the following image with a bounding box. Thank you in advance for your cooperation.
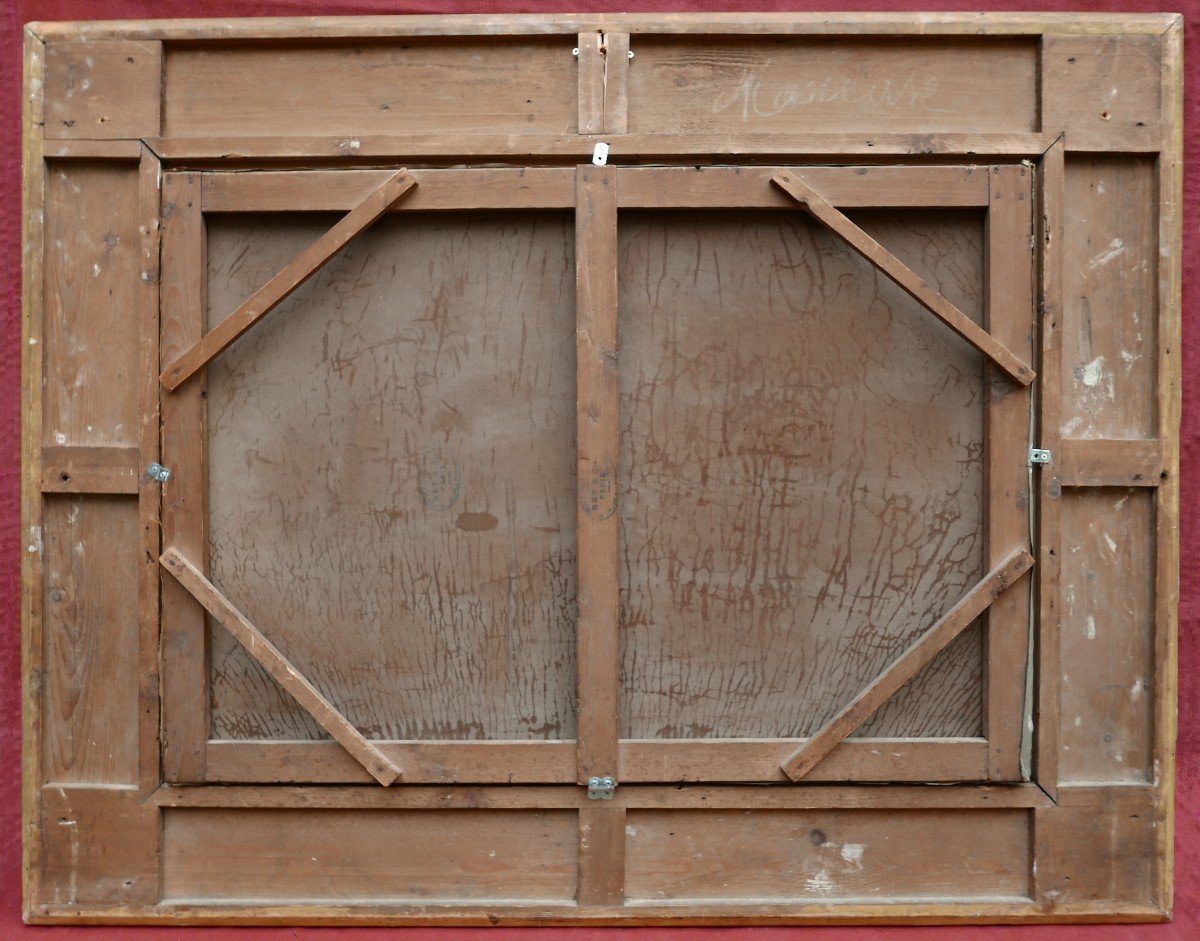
[771,170,1035,387]
[160,548,402,786]
[780,546,1035,781]
[160,168,418,391]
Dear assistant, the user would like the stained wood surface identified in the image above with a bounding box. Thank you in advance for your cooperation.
[618,207,988,741]
[625,808,1031,901]
[43,39,161,139]
[163,808,579,902]
[203,210,577,743]
[624,37,1038,136]
[1061,156,1157,439]
[163,39,579,138]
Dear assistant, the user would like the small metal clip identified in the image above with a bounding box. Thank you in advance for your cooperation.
[592,142,610,166]
[146,462,172,482]
[587,775,616,800]
[572,46,580,57]
[1029,448,1052,465]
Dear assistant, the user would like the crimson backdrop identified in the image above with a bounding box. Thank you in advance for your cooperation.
[1,2,1195,938]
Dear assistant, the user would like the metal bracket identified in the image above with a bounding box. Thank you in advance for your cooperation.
[1029,448,1052,466]
[146,462,172,482]
[587,775,616,800]
[592,142,610,166]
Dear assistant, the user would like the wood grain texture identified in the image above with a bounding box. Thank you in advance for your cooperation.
[1061,156,1157,439]
[577,32,605,135]
[161,169,417,390]
[1059,489,1155,783]
[773,170,1033,385]
[162,808,579,902]
[578,804,626,906]
[162,548,402,787]
[982,164,1035,781]
[1058,438,1164,487]
[38,446,139,494]
[43,39,161,139]
[203,210,577,745]
[625,808,1031,901]
[624,37,1038,136]
[780,548,1034,780]
[1041,35,1161,151]
[618,208,989,743]
[163,39,579,138]
[158,171,208,782]
[575,164,620,782]
[41,497,140,784]
[42,161,141,449]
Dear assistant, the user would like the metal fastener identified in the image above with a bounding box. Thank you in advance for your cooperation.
[587,775,616,800]
[1029,448,1052,465]
[146,462,172,482]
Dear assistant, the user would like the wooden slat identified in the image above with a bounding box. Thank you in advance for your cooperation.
[202,168,576,212]
[159,172,208,783]
[159,168,417,391]
[136,144,163,795]
[578,805,626,906]
[574,164,620,785]
[602,32,630,134]
[31,13,1180,41]
[619,166,989,208]
[577,32,605,134]
[1058,438,1164,487]
[780,548,1034,781]
[44,139,142,160]
[160,549,402,787]
[984,164,1036,781]
[145,131,1062,162]
[772,170,1035,386]
[38,446,139,494]
[1034,137,1065,803]
[43,39,161,139]
[154,781,1053,811]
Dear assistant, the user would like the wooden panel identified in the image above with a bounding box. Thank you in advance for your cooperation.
[1061,157,1157,439]
[42,162,141,449]
[162,808,578,902]
[1042,36,1161,151]
[1058,438,1164,487]
[43,40,161,139]
[1059,489,1156,783]
[625,38,1038,135]
[163,39,579,138]
[39,446,139,494]
[41,497,140,785]
[203,211,577,743]
[38,787,159,908]
[625,808,1030,901]
[618,208,987,742]
[1035,785,1157,908]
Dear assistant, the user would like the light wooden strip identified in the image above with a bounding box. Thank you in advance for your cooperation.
[153,782,1053,811]
[136,144,163,796]
[31,13,1179,41]
[574,164,620,785]
[602,32,630,134]
[202,168,576,212]
[577,32,604,134]
[201,738,988,784]
[578,805,626,906]
[772,170,1036,386]
[44,139,143,160]
[619,166,989,208]
[780,548,1035,781]
[1034,137,1065,805]
[983,164,1036,781]
[38,446,139,494]
[160,168,417,391]
[1058,438,1164,487]
[158,172,208,782]
[160,549,401,787]
[146,131,1062,161]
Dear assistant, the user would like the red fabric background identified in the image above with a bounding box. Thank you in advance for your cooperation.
[0,1,1194,937]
